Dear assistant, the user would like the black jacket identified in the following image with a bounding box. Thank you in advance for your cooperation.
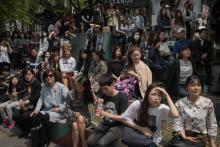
[76,60,91,76]
[166,59,197,97]
[18,78,42,107]
[192,39,213,63]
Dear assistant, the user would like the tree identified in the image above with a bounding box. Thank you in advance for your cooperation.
[0,0,44,31]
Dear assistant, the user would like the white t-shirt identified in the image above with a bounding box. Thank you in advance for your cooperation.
[122,100,172,145]
[159,42,171,56]
[59,57,76,73]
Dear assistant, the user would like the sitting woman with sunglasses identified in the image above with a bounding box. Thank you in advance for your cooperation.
[30,69,69,147]
[169,75,218,147]
[96,83,179,147]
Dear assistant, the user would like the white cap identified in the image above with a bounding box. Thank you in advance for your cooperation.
[199,26,206,30]
[177,28,186,33]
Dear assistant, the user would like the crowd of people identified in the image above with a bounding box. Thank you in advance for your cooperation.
[0,0,219,147]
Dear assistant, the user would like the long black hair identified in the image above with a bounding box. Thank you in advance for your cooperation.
[77,49,89,64]
[42,51,51,61]
[73,76,93,103]
[159,7,170,20]
[8,77,20,94]
[112,46,123,60]
[157,31,167,43]
[147,31,158,46]
[174,9,185,27]
[135,83,163,127]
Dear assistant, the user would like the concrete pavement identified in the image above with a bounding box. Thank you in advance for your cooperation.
[0,125,59,147]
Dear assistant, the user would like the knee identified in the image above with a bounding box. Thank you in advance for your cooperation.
[72,122,78,131]
[97,140,107,147]
[0,107,4,112]
[5,105,11,112]
[76,115,85,124]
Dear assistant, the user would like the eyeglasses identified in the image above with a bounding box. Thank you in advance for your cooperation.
[46,74,54,78]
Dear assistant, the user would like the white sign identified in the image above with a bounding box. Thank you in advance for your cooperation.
[107,0,134,5]
[151,15,158,26]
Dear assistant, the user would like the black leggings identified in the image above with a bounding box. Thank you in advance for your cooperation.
[12,110,33,135]
[30,113,54,147]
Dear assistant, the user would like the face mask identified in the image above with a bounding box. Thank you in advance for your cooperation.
[134,35,140,40]
[43,33,47,37]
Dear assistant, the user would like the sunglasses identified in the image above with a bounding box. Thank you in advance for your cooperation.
[46,74,54,78]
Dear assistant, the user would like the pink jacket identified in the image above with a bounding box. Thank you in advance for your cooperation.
[135,61,152,98]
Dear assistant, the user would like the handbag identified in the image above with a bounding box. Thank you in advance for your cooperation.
[168,134,206,147]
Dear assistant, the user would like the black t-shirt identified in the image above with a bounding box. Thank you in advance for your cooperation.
[28,56,42,69]
[82,8,93,22]
[48,37,60,52]
[108,60,125,77]
[102,92,128,126]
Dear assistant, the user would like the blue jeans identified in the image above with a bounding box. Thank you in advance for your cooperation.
[122,127,157,147]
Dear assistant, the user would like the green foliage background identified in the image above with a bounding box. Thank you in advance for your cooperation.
[0,0,89,32]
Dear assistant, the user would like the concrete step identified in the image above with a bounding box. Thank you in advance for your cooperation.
[0,125,59,147]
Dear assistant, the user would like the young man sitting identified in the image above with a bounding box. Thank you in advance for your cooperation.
[87,74,128,147]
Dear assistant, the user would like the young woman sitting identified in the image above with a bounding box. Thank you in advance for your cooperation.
[122,47,152,99]
[169,75,218,147]
[30,69,69,147]
[65,76,96,147]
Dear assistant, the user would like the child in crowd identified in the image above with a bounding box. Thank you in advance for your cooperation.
[0,77,20,128]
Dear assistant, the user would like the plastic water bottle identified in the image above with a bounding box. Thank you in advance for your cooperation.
[96,99,104,117]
